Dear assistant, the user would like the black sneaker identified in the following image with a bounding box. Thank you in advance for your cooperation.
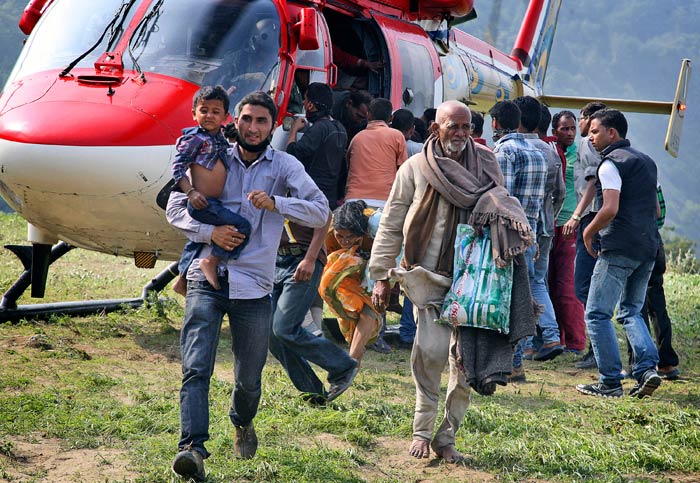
[234,422,258,459]
[629,370,662,398]
[172,446,205,481]
[576,382,623,398]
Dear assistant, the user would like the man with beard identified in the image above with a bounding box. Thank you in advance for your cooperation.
[265,82,359,405]
[166,91,330,481]
[370,100,534,463]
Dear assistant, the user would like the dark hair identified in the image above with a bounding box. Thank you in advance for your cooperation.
[489,101,520,131]
[580,101,607,118]
[305,82,333,112]
[589,108,628,138]
[348,90,373,109]
[237,90,277,121]
[223,121,238,141]
[422,108,437,124]
[333,200,368,236]
[193,85,230,113]
[391,108,415,133]
[512,96,541,132]
[552,110,576,130]
[537,104,552,134]
[471,111,485,136]
[412,117,428,142]
[369,98,393,123]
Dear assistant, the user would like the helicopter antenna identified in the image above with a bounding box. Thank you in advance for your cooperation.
[59,0,136,78]
[128,0,165,83]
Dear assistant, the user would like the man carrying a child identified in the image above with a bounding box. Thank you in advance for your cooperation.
[166,91,330,481]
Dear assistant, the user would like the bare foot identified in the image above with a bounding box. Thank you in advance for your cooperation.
[199,257,221,290]
[433,444,465,463]
[408,438,430,459]
[173,276,187,296]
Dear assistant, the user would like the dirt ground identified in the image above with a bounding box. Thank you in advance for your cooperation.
[0,437,138,483]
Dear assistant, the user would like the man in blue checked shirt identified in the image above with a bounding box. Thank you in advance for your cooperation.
[489,100,547,383]
[166,91,330,481]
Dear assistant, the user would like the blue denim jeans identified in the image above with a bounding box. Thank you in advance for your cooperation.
[574,212,600,306]
[585,252,658,385]
[178,197,252,275]
[178,277,271,458]
[398,297,416,344]
[268,253,357,396]
[514,240,560,366]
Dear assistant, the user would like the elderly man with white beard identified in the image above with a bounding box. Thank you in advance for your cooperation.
[370,100,535,463]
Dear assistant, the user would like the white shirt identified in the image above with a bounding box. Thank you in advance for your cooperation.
[598,160,622,191]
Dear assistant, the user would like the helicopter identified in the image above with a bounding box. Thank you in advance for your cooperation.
[0,0,691,320]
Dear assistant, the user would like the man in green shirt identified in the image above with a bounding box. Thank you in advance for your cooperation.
[547,111,587,354]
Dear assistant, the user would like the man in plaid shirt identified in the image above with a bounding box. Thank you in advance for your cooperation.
[490,100,547,382]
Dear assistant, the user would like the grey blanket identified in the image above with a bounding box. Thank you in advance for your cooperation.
[456,254,537,395]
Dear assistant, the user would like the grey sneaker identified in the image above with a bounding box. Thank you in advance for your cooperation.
[576,382,623,398]
[327,362,359,402]
[629,370,662,398]
[172,446,205,481]
[234,422,258,459]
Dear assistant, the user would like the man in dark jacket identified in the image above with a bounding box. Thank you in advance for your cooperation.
[575,109,661,399]
[270,83,358,405]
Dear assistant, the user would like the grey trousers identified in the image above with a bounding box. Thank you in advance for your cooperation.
[411,305,471,449]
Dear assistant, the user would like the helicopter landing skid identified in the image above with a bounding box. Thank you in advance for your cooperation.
[0,243,178,323]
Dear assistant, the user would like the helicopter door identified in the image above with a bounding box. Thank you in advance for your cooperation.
[371,14,441,115]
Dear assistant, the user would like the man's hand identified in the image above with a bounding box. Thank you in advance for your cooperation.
[290,117,307,133]
[562,217,579,238]
[212,225,245,251]
[248,190,275,211]
[293,256,315,283]
[360,59,384,73]
[371,279,391,312]
[583,227,598,259]
[187,190,208,210]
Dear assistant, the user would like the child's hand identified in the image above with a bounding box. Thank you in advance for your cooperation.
[188,190,208,210]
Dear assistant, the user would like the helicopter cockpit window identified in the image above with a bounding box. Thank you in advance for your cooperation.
[129,0,281,112]
[397,40,434,115]
[7,0,282,115]
[8,0,140,84]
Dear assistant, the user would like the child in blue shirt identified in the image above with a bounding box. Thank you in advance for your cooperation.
[172,85,251,294]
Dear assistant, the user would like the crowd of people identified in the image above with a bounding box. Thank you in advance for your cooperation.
[164,83,678,481]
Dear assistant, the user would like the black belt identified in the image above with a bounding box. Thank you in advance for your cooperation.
[277,245,305,256]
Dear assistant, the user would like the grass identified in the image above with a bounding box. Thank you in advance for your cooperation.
[1,212,699,483]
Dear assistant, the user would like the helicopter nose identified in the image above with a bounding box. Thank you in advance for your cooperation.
[0,73,197,147]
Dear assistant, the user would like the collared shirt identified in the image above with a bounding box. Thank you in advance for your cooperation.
[574,137,602,215]
[345,120,408,202]
[523,133,564,236]
[656,183,666,229]
[166,145,330,299]
[493,132,547,228]
[171,126,231,183]
[556,143,578,226]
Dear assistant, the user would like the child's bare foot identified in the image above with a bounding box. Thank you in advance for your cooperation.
[199,257,221,290]
[173,276,187,296]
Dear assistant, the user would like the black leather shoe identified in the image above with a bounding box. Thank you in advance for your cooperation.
[574,350,597,369]
[172,446,205,481]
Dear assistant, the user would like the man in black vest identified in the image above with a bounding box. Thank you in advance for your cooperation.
[574,109,661,399]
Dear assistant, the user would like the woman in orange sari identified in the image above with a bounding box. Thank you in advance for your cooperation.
[319,201,382,364]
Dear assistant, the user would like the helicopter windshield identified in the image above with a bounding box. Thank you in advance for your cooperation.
[9,0,282,112]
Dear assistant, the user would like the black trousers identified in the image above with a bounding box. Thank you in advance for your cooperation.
[627,241,680,368]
